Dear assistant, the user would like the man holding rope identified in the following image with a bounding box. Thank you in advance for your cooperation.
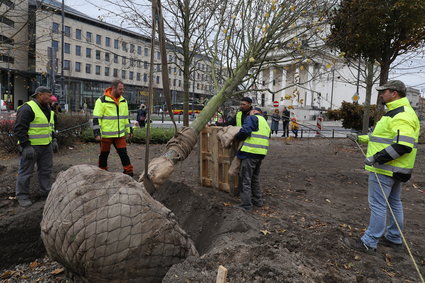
[346,80,420,252]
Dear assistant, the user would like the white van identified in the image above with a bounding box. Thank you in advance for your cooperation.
[0,100,6,111]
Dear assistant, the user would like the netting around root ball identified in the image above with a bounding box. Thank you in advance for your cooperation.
[40,165,198,282]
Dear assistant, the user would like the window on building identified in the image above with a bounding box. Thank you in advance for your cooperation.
[129,71,134,80]
[122,42,128,52]
[75,62,81,72]
[156,64,160,72]
[157,51,160,60]
[0,54,14,63]
[105,67,110,76]
[76,29,81,40]
[96,65,101,75]
[114,54,118,63]
[0,0,14,8]
[86,32,92,42]
[52,22,59,33]
[86,63,91,73]
[137,46,141,55]
[105,37,110,47]
[113,68,118,77]
[122,56,126,65]
[173,79,176,86]
[64,26,71,37]
[96,34,101,45]
[96,50,101,60]
[179,80,181,87]
[156,76,160,84]
[75,45,81,56]
[137,72,141,81]
[52,40,59,50]
[130,44,135,53]
[86,48,91,58]
[144,47,149,56]
[0,35,14,45]
[143,73,147,82]
[168,55,172,62]
[130,58,134,67]
[64,43,70,54]
[63,60,70,70]
[122,70,126,79]
[168,66,171,74]
[114,39,119,49]
[105,52,110,62]
[144,61,148,69]
[137,60,141,68]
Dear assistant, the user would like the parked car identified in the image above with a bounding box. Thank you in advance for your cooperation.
[0,100,7,111]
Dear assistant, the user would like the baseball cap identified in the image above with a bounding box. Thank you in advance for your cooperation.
[376,80,406,94]
[241,97,252,104]
[253,106,262,113]
[31,86,52,97]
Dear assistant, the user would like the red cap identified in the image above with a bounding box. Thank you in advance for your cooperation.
[51,95,58,102]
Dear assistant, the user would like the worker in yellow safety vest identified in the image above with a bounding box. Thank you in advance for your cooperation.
[216,97,253,126]
[345,80,420,252]
[234,106,271,211]
[14,86,59,207]
[93,80,134,176]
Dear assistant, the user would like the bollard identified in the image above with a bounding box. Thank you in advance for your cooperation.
[300,129,303,138]
[332,129,335,138]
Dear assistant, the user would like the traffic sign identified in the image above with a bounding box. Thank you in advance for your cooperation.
[352,94,359,102]
[273,101,279,107]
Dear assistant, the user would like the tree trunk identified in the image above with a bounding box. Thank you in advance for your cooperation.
[375,59,390,122]
[362,60,374,134]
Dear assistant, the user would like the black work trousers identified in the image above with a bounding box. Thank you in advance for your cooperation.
[239,157,263,210]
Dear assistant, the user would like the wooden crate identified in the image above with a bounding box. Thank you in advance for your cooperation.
[199,126,239,195]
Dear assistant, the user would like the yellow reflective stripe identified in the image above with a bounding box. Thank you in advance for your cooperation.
[243,142,269,149]
[384,147,400,159]
[30,124,50,128]
[29,134,51,139]
[373,163,413,174]
[100,116,129,120]
[101,129,127,136]
[370,136,392,144]
[251,133,269,139]
[394,135,417,145]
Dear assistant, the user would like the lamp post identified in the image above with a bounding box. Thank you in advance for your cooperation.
[61,0,66,111]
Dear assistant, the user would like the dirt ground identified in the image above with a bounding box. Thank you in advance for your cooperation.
[0,137,424,282]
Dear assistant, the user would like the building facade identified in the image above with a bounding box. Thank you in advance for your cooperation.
[0,0,214,111]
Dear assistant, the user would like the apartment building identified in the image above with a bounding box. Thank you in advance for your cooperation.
[0,0,214,110]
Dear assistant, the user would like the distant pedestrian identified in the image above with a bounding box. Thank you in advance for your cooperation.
[137,104,147,128]
[281,106,290,137]
[290,117,299,138]
[93,80,134,176]
[270,109,280,135]
[14,86,59,207]
[263,111,268,121]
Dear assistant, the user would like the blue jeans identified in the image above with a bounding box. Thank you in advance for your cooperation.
[361,172,403,248]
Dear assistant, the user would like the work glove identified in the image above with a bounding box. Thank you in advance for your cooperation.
[52,138,59,153]
[347,133,358,142]
[22,146,35,160]
[364,155,376,166]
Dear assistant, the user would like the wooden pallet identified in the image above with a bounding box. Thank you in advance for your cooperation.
[199,126,239,195]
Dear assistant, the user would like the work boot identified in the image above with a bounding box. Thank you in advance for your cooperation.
[18,199,32,207]
[380,237,402,249]
[124,171,134,177]
[344,237,376,253]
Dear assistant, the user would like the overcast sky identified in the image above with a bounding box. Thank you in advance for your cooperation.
[66,0,425,94]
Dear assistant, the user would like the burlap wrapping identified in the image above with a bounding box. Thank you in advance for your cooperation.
[166,127,198,161]
[139,156,175,188]
[228,156,241,176]
[217,126,241,148]
[41,165,198,282]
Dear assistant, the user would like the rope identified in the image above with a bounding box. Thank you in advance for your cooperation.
[352,139,424,283]
[165,127,198,161]
[56,121,91,134]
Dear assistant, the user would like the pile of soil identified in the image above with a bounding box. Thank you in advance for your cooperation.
[0,138,424,282]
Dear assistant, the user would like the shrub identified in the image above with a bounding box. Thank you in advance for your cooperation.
[55,113,91,147]
[325,101,377,131]
[0,119,18,154]
[80,126,176,144]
